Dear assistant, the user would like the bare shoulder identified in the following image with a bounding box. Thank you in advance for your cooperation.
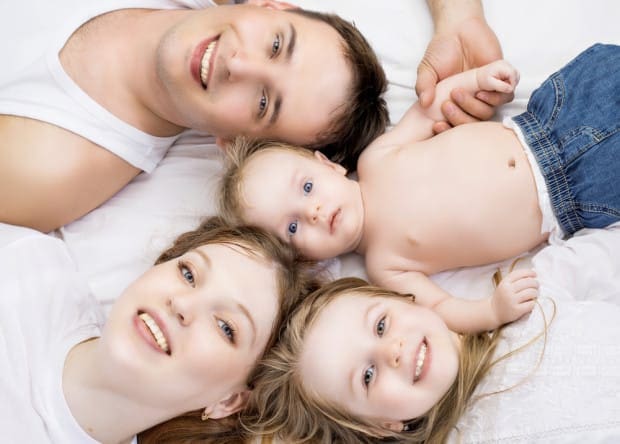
[357,138,403,177]
[0,115,139,231]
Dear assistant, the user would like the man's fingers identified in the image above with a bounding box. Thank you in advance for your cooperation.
[450,89,496,122]
[415,63,439,108]
[475,90,514,107]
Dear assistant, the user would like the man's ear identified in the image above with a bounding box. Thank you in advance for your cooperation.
[313,150,348,176]
[245,0,298,10]
[206,390,251,419]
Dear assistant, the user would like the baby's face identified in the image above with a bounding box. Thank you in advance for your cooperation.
[241,148,365,260]
[299,292,460,431]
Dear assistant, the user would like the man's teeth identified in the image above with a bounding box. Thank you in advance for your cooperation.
[414,341,427,382]
[200,40,217,87]
[139,313,170,354]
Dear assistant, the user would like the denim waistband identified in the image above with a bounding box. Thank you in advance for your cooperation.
[512,112,581,236]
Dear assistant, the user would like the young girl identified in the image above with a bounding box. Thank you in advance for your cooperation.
[0,216,316,444]
[245,225,620,443]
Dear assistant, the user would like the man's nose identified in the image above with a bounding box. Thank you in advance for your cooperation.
[226,52,271,82]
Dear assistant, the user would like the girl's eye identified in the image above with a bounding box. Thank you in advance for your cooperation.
[271,34,281,56]
[363,365,375,387]
[178,261,195,287]
[303,181,313,194]
[376,316,386,337]
[217,319,236,344]
[259,93,268,114]
[287,221,298,236]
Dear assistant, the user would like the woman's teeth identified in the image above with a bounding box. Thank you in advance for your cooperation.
[200,40,217,88]
[414,341,427,382]
[139,312,170,354]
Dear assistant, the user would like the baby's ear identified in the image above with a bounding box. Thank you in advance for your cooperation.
[313,150,347,176]
[381,420,405,433]
[215,136,232,150]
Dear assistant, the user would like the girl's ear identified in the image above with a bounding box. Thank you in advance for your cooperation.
[381,420,405,433]
[313,150,348,176]
[245,0,299,10]
[215,136,231,150]
[205,390,251,419]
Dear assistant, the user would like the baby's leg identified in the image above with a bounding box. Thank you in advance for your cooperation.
[513,44,620,235]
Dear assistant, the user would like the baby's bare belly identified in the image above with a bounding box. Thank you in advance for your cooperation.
[369,122,548,274]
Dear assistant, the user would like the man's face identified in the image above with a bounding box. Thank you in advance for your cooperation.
[156,3,352,145]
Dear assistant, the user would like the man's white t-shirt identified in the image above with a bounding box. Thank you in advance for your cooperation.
[0,0,215,172]
[0,226,104,443]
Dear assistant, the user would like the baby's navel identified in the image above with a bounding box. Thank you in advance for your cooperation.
[507,157,516,168]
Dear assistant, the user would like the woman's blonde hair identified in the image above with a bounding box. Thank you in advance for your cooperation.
[219,137,316,228]
[243,277,505,444]
[138,216,322,444]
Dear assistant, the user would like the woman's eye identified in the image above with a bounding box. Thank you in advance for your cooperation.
[271,34,281,56]
[303,181,313,194]
[287,221,298,236]
[178,261,195,286]
[259,93,268,114]
[217,319,236,343]
[376,316,386,337]
[363,365,375,387]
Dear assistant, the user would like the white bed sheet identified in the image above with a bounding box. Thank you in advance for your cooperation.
[57,0,620,313]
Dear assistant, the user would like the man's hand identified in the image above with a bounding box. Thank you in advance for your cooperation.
[417,8,513,133]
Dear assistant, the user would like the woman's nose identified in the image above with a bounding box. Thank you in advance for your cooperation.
[167,293,195,326]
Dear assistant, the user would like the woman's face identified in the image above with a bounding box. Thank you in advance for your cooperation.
[102,242,279,417]
[299,292,460,431]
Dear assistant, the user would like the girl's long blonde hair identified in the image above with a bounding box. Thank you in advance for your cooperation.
[243,277,506,444]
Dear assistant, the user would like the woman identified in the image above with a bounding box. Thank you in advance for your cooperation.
[0,216,316,443]
[245,225,620,443]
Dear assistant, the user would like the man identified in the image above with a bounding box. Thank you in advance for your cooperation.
[0,0,506,232]
[0,0,388,232]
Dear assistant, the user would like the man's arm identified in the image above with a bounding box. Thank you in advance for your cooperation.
[0,116,139,233]
[374,267,537,334]
[417,0,512,133]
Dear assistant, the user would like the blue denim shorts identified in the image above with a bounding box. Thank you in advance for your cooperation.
[512,43,620,236]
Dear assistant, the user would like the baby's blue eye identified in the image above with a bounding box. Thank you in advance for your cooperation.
[303,181,313,194]
[259,94,267,113]
[271,34,281,56]
[217,319,236,343]
[287,221,298,236]
[363,365,375,387]
[376,316,386,337]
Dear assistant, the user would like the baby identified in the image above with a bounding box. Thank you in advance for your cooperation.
[219,44,620,333]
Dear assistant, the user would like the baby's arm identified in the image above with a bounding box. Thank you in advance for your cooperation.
[377,268,537,334]
[372,60,519,149]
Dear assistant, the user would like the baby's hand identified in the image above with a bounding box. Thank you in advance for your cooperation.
[491,268,538,325]
[476,60,520,94]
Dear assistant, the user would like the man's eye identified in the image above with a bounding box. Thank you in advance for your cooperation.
[217,319,236,344]
[363,365,375,387]
[178,261,195,286]
[376,316,386,337]
[259,93,268,114]
[303,181,313,194]
[287,221,298,236]
[271,34,281,56]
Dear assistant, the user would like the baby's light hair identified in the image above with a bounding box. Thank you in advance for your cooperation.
[218,136,316,227]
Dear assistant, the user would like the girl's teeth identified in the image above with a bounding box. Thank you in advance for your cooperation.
[200,40,217,88]
[414,342,427,381]
[139,313,170,354]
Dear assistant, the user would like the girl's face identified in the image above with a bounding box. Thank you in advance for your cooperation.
[102,243,279,418]
[299,292,460,431]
